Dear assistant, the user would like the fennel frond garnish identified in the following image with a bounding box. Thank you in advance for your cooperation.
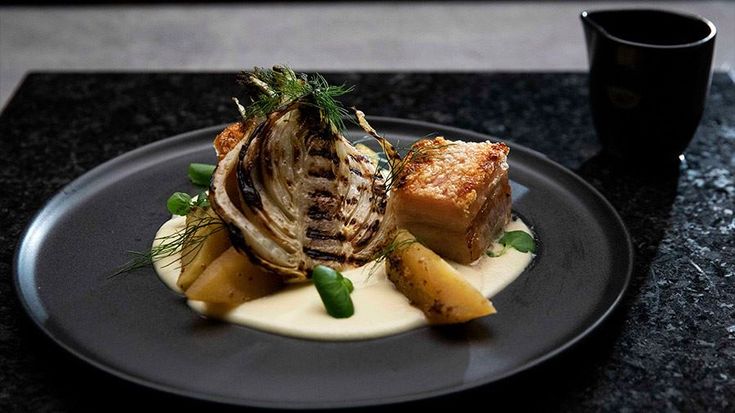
[366,233,419,279]
[237,65,354,132]
[112,214,224,277]
[113,161,220,277]
[381,140,453,192]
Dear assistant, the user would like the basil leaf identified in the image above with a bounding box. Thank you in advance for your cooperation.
[312,265,355,318]
[499,231,536,253]
[167,192,192,216]
[188,163,216,187]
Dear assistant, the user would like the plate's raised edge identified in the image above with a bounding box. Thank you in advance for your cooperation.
[11,125,231,404]
[339,116,635,407]
[12,119,634,409]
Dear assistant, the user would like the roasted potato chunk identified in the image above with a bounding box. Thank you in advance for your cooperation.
[385,230,496,324]
[186,247,283,304]
[177,208,231,291]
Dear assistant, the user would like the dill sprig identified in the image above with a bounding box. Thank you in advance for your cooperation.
[309,73,354,132]
[366,233,418,279]
[236,65,354,132]
[382,141,454,192]
[352,109,454,192]
[111,214,224,277]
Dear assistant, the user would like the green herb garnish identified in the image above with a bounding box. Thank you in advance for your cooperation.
[112,214,223,277]
[237,65,354,132]
[366,234,418,278]
[188,163,216,187]
[383,140,452,192]
[352,109,447,193]
[166,191,209,216]
[312,265,355,318]
[167,192,192,215]
[500,231,536,253]
[115,157,218,276]
[486,230,536,257]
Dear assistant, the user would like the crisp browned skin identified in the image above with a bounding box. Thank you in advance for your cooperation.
[213,120,258,160]
[392,137,511,264]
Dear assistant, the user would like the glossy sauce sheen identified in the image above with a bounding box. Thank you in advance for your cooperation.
[154,217,534,340]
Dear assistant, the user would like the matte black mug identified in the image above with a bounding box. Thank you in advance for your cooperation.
[581,9,716,166]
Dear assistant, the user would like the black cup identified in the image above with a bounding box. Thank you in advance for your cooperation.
[581,9,716,166]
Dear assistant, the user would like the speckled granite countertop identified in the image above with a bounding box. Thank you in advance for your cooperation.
[0,72,733,412]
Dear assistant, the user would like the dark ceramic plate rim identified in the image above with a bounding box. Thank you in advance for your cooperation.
[14,117,633,408]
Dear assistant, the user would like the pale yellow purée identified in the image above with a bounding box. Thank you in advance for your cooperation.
[154,216,533,341]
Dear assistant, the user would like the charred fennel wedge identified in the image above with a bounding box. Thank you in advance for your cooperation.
[210,67,397,282]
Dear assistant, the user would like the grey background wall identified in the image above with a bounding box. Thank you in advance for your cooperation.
[1,1,733,108]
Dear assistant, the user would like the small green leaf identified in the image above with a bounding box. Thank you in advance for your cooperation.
[167,192,192,216]
[188,163,216,187]
[485,249,501,258]
[499,231,536,253]
[312,265,355,318]
[194,191,210,208]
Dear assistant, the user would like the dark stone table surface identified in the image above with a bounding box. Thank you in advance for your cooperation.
[1,72,733,412]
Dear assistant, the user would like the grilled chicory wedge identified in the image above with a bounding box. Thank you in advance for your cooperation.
[209,67,397,282]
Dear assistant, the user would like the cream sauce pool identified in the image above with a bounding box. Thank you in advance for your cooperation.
[153,217,534,341]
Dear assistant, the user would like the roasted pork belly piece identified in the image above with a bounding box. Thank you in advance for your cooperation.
[213,119,263,160]
[392,137,511,264]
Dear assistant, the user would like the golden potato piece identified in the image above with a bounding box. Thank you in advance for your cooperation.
[186,247,283,304]
[385,230,496,324]
[177,208,231,291]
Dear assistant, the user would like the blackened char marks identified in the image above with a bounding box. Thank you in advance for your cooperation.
[308,146,333,158]
[372,181,388,214]
[302,247,347,264]
[307,205,343,221]
[307,191,341,221]
[354,219,382,248]
[308,142,341,167]
[237,160,262,210]
[309,189,333,198]
[374,197,387,214]
[307,205,329,220]
[349,153,369,164]
[307,168,336,180]
[349,167,364,177]
[306,227,347,241]
[226,223,249,254]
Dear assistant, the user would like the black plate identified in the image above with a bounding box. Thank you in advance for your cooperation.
[14,118,632,408]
